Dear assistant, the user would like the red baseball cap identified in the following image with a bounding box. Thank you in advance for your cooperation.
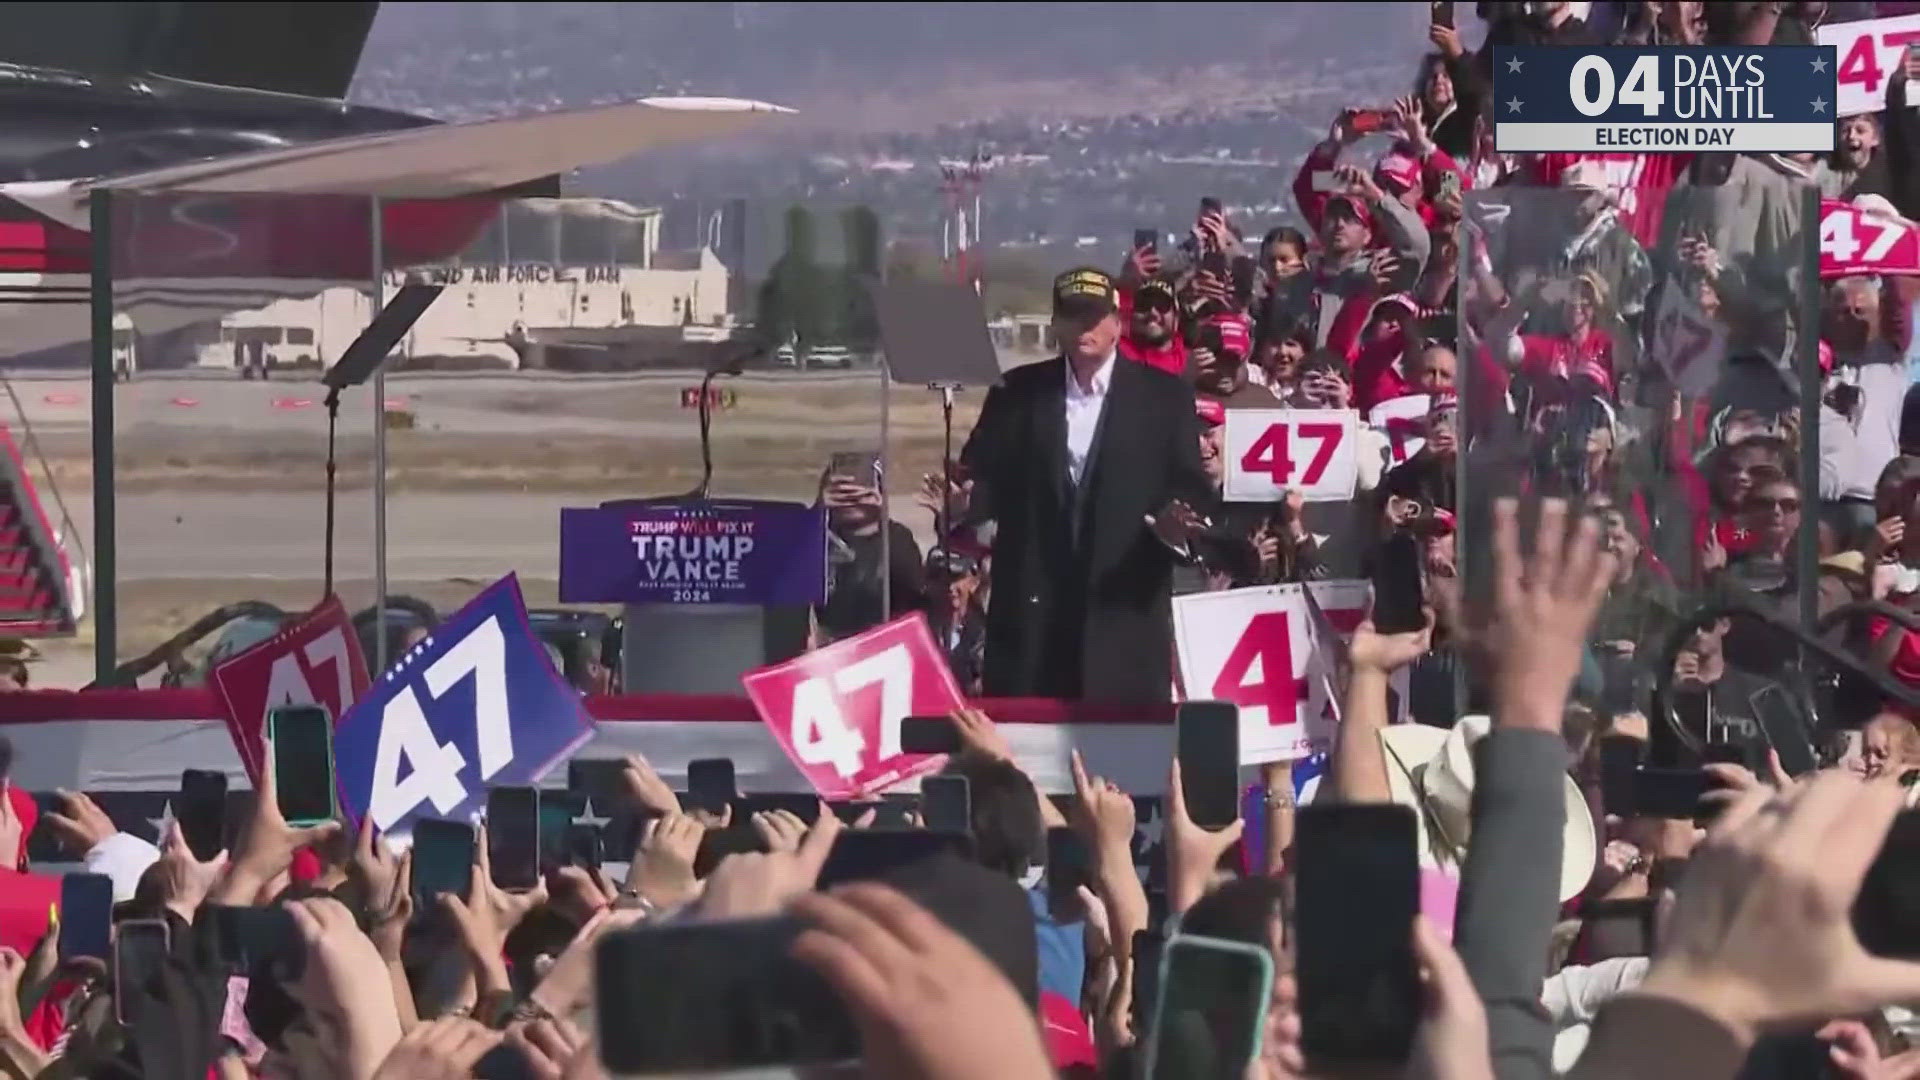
[1195,398,1227,428]
[1374,148,1422,195]
[1206,313,1253,359]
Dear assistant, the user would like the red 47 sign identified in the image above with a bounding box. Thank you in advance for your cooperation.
[1821,15,1920,117]
[210,595,371,782]
[1820,199,1920,279]
[1223,408,1359,503]
[742,612,965,799]
[1173,581,1375,764]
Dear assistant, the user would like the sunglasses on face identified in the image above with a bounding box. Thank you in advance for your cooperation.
[1744,496,1801,515]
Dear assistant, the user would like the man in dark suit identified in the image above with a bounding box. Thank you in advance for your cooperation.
[960,267,1210,702]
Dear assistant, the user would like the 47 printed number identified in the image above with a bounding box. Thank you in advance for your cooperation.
[368,616,511,826]
[790,643,913,779]
[1240,422,1343,486]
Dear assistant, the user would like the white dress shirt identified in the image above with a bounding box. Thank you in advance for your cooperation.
[1064,350,1116,487]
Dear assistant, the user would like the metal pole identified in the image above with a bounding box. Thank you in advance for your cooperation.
[89,191,116,683]
[371,197,389,671]
[875,214,891,622]
[1795,185,1822,636]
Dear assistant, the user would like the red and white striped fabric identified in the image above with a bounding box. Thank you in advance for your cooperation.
[0,689,1183,797]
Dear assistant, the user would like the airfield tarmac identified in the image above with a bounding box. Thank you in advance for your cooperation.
[3,365,1005,682]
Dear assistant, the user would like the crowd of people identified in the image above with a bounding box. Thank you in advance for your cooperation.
[22,1,1920,1077]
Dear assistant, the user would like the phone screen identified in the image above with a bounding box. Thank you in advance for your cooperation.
[1371,533,1427,635]
[1295,804,1420,1068]
[1177,702,1241,830]
[899,716,963,756]
[268,705,335,826]
[59,873,115,961]
[1598,735,1642,817]
[179,769,229,862]
[686,758,736,817]
[200,904,305,982]
[828,451,880,486]
[566,822,603,870]
[568,759,627,804]
[816,830,969,890]
[1134,228,1160,254]
[1430,0,1454,28]
[1131,928,1167,1042]
[1749,685,1818,777]
[920,776,971,835]
[540,792,584,872]
[1148,935,1276,1079]
[411,818,475,905]
[114,919,171,1024]
[1631,768,1712,820]
[595,917,859,1073]
[487,786,542,892]
[1046,826,1091,915]
[1231,256,1257,305]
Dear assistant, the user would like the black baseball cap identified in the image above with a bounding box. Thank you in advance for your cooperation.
[1053,267,1119,322]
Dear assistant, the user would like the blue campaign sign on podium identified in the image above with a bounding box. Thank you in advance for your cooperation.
[335,574,595,837]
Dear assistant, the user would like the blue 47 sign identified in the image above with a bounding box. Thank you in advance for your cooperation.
[334,574,595,836]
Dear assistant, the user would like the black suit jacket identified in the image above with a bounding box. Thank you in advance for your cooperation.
[960,354,1208,702]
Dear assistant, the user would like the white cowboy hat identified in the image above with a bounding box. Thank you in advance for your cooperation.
[1379,716,1596,903]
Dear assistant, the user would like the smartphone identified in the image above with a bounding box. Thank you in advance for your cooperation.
[411,817,476,905]
[816,830,970,890]
[920,775,971,835]
[1046,826,1091,915]
[1231,255,1257,306]
[828,451,880,486]
[198,904,303,980]
[486,786,542,892]
[1199,196,1224,218]
[1631,768,1712,819]
[1199,251,1229,280]
[1598,734,1643,817]
[540,791,584,872]
[899,715,963,755]
[1855,810,1920,959]
[1749,684,1818,777]
[114,919,171,1024]
[178,769,228,862]
[1702,740,1756,772]
[1177,701,1241,830]
[568,758,627,804]
[1430,0,1454,28]
[566,822,603,871]
[1371,532,1427,635]
[1134,227,1160,254]
[1310,170,1341,194]
[1295,803,1421,1069]
[1349,109,1390,134]
[1131,928,1167,1042]
[739,793,823,824]
[267,704,336,827]
[595,917,859,1074]
[1146,935,1276,1079]
[58,873,115,962]
[685,758,736,817]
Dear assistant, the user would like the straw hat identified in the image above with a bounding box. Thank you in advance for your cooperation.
[1379,716,1596,903]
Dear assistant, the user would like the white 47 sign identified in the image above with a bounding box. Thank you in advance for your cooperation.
[1223,409,1359,503]
[744,613,965,799]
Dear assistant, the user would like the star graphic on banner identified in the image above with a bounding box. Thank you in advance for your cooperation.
[1505,55,1524,73]
[1811,55,1829,73]
[1506,96,1524,114]
[147,800,177,844]
[1812,96,1829,114]
[1132,800,1164,864]
[570,797,610,830]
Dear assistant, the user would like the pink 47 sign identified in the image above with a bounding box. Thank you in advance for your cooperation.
[742,612,965,799]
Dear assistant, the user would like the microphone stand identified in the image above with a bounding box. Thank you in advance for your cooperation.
[930,382,960,543]
[691,345,762,501]
[323,384,343,598]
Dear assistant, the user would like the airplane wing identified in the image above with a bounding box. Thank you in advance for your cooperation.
[0,96,793,356]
